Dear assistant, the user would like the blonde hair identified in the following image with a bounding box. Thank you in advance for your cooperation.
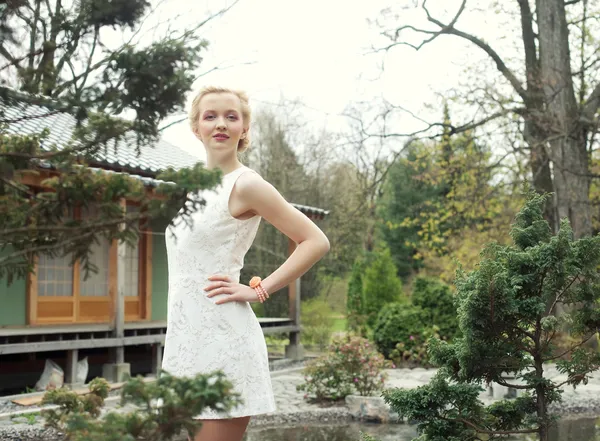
[189,86,251,153]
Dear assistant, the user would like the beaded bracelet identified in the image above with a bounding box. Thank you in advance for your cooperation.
[249,276,269,303]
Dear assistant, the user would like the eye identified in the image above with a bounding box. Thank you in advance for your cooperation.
[227,114,238,120]
[204,114,215,120]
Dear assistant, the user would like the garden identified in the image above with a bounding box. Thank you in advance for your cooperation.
[3,1,600,440]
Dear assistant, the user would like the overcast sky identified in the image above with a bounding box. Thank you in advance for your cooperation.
[151,0,510,161]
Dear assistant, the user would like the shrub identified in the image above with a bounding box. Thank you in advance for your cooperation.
[362,248,405,327]
[347,259,368,335]
[41,372,237,441]
[297,334,391,402]
[372,302,428,359]
[301,297,335,349]
[389,325,441,368]
[411,277,459,340]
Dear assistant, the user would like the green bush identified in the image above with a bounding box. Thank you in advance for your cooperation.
[363,248,405,328]
[300,297,335,349]
[372,302,428,359]
[411,277,459,340]
[297,334,391,402]
[41,372,237,441]
[389,325,441,368]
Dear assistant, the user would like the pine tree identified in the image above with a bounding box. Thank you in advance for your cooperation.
[347,258,367,335]
[383,191,600,441]
[0,1,231,282]
[362,248,405,328]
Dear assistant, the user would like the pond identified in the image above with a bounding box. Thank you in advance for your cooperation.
[244,417,600,441]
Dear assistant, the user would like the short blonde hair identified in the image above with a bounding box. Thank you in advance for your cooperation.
[189,86,251,153]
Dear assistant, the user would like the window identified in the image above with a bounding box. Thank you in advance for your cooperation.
[37,253,73,297]
[29,202,151,325]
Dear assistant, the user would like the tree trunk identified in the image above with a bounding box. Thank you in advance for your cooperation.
[536,0,592,239]
[518,0,558,233]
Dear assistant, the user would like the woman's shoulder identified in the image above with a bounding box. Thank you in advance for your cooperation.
[235,167,277,195]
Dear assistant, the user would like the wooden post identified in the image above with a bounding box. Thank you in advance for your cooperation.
[287,239,298,322]
[65,349,79,387]
[286,238,304,360]
[114,199,127,364]
[151,343,162,376]
[103,199,130,381]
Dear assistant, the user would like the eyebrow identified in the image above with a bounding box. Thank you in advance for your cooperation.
[202,109,240,114]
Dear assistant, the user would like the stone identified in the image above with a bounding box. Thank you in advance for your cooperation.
[345,395,400,423]
[101,363,131,383]
[284,344,305,361]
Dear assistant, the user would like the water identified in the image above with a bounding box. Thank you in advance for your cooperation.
[244,417,600,441]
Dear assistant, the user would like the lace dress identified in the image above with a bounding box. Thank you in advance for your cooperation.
[161,165,276,419]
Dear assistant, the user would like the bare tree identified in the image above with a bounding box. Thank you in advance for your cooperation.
[374,0,600,238]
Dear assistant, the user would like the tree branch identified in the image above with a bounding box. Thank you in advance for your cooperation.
[495,379,530,390]
[582,81,600,125]
[544,333,597,362]
[517,0,539,98]
[423,11,528,102]
[547,274,580,315]
[439,415,538,435]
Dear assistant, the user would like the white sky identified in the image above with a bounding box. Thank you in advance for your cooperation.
[151,0,511,161]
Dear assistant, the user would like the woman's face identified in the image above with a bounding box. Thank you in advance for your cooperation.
[194,92,246,153]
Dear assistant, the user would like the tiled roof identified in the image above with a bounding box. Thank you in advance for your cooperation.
[2,88,329,219]
[82,167,330,219]
[0,88,202,173]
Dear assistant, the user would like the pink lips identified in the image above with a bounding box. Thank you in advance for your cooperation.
[213,133,229,140]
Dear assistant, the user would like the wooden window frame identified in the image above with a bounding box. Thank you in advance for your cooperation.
[24,174,154,325]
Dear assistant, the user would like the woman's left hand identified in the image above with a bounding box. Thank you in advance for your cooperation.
[204,274,259,305]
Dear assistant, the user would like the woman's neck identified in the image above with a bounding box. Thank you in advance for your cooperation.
[205,157,242,176]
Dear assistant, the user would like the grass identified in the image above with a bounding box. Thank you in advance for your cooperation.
[331,316,347,333]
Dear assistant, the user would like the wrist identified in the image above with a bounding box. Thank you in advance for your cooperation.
[249,276,270,303]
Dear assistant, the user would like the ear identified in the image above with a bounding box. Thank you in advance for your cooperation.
[192,128,202,141]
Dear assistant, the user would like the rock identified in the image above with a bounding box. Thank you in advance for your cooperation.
[345,395,400,423]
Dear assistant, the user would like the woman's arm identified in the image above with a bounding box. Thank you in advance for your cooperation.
[235,172,330,295]
[204,172,330,304]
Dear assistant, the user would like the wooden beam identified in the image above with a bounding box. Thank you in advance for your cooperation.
[108,240,118,325]
[0,334,166,355]
[144,229,153,320]
[15,170,57,189]
[113,199,127,364]
[26,256,39,325]
[287,238,301,325]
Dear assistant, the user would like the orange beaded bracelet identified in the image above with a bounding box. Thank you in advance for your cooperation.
[249,276,269,303]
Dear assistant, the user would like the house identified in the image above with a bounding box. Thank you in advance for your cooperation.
[0,88,328,392]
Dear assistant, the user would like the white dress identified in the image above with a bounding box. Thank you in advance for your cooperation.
[161,165,276,419]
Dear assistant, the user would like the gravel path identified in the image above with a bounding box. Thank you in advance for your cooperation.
[1,362,600,441]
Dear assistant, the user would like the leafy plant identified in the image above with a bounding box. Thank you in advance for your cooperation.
[41,372,238,441]
[382,192,600,441]
[411,277,459,340]
[373,303,428,359]
[389,325,441,368]
[297,334,391,402]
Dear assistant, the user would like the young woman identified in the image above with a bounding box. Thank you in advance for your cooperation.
[161,86,330,441]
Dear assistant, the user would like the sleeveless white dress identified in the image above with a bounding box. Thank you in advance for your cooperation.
[161,165,276,419]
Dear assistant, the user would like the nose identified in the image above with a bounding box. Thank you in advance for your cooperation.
[215,116,227,130]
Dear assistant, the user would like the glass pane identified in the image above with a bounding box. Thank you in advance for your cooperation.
[80,234,110,297]
[37,253,74,297]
